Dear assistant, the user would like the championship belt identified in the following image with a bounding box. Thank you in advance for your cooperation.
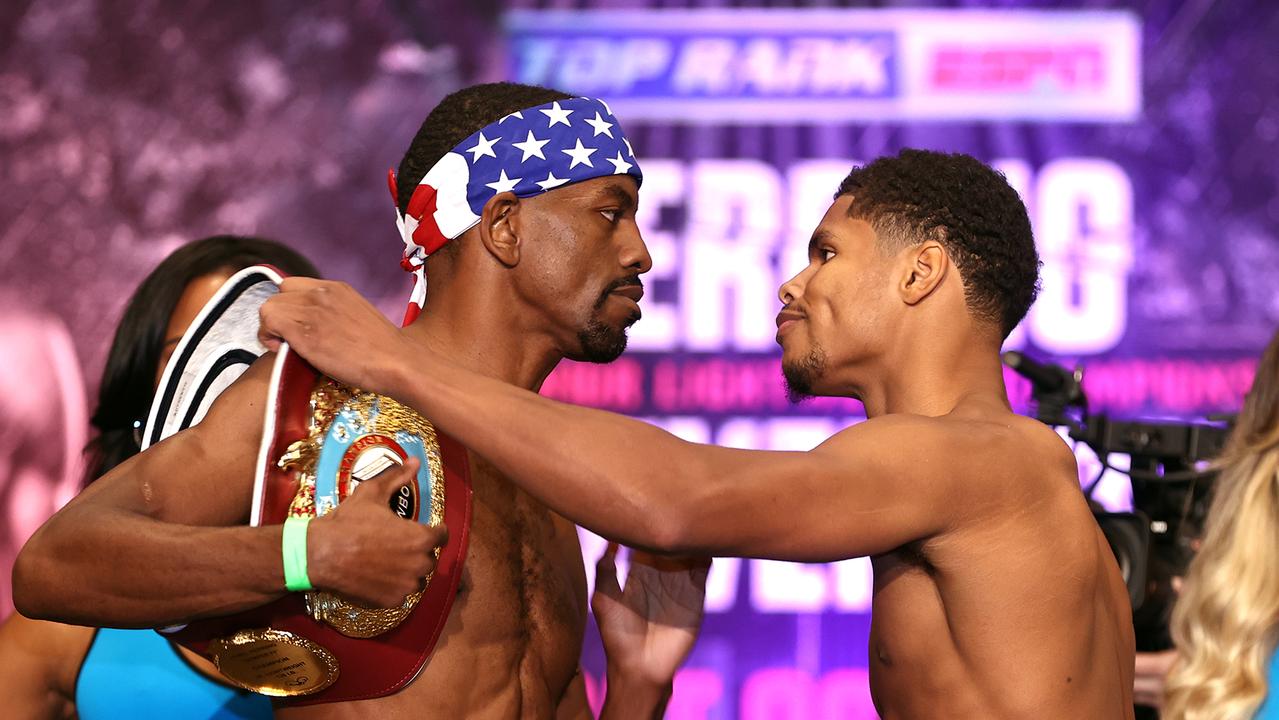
[143,266,472,705]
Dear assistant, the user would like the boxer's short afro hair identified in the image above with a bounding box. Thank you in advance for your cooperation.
[836,149,1041,339]
[395,82,573,217]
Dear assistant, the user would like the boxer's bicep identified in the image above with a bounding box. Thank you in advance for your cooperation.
[71,353,274,526]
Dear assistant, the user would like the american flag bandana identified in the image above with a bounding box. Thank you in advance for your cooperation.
[392,96,643,325]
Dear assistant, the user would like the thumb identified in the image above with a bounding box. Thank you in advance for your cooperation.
[593,542,622,604]
[257,295,289,352]
[350,457,419,504]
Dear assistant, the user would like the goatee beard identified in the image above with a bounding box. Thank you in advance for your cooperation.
[782,345,828,404]
[577,319,628,364]
[577,276,643,364]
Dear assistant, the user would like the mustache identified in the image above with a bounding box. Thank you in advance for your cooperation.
[603,275,644,294]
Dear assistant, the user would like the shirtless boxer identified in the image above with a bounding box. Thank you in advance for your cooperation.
[254,149,1136,719]
[14,82,707,718]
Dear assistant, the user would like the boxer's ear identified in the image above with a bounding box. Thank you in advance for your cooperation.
[478,192,521,268]
[899,239,949,306]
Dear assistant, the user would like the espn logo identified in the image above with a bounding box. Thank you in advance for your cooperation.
[930,45,1106,93]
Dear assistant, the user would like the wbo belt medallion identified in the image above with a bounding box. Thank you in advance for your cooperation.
[144,267,472,706]
[282,380,445,640]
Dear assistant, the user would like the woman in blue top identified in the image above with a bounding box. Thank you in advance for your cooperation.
[0,236,318,719]
[1166,327,1279,719]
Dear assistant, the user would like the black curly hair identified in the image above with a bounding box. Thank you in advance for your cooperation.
[394,82,572,218]
[835,149,1040,338]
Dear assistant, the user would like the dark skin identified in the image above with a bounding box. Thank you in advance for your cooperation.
[14,175,709,719]
[256,195,1137,719]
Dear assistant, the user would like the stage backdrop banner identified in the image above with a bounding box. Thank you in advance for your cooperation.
[503,5,1277,718]
[1,2,1276,718]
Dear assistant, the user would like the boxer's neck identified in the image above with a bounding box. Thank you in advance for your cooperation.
[402,304,560,394]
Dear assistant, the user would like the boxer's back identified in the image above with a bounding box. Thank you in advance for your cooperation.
[864,413,1135,719]
[279,455,587,719]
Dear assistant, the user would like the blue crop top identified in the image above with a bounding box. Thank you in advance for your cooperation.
[75,628,272,720]
[1257,650,1279,719]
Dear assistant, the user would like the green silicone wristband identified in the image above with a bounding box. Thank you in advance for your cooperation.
[282,516,313,592]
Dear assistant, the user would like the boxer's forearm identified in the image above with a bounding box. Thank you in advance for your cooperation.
[13,509,285,627]
[600,674,671,719]
[554,671,670,720]
[386,350,720,554]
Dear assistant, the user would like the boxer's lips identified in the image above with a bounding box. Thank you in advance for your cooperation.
[607,286,644,319]
[609,285,644,302]
[776,310,804,329]
[775,310,804,342]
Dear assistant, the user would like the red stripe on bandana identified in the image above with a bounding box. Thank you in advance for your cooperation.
[405,184,451,256]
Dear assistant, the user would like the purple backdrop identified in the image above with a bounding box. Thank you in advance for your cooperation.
[2,1,1276,717]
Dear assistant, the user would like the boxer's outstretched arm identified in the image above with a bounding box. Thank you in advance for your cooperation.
[385,357,998,561]
[259,280,1020,562]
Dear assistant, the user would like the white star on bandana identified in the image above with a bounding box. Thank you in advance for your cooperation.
[512,131,550,162]
[541,101,574,127]
[606,152,633,175]
[485,169,522,193]
[584,112,615,138]
[537,171,569,190]
[467,132,500,162]
[562,138,597,169]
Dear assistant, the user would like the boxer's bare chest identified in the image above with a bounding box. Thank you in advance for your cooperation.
[276,456,591,720]
[434,454,588,714]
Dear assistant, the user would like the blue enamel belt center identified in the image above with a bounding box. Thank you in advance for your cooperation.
[313,396,433,522]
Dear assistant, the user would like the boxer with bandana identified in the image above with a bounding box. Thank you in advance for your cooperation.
[16,82,708,719]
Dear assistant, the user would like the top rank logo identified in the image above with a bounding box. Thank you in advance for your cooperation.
[505,9,1140,122]
[511,34,896,99]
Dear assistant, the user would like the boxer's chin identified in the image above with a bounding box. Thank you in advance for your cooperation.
[782,346,828,404]
[575,319,628,364]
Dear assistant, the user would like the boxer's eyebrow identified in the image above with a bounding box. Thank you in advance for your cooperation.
[808,229,835,256]
[591,182,637,212]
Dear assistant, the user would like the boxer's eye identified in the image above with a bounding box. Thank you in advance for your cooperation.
[820,248,836,263]
[600,209,620,223]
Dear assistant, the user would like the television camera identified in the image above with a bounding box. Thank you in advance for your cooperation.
[1002,351,1233,650]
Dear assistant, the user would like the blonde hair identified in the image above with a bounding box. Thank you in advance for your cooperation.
[1165,329,1279,719]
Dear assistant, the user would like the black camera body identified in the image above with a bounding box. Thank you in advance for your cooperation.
[1003,352,1232,649]
[1074,416,1228,648]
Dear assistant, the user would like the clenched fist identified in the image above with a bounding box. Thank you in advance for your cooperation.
[304,458,449,608]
